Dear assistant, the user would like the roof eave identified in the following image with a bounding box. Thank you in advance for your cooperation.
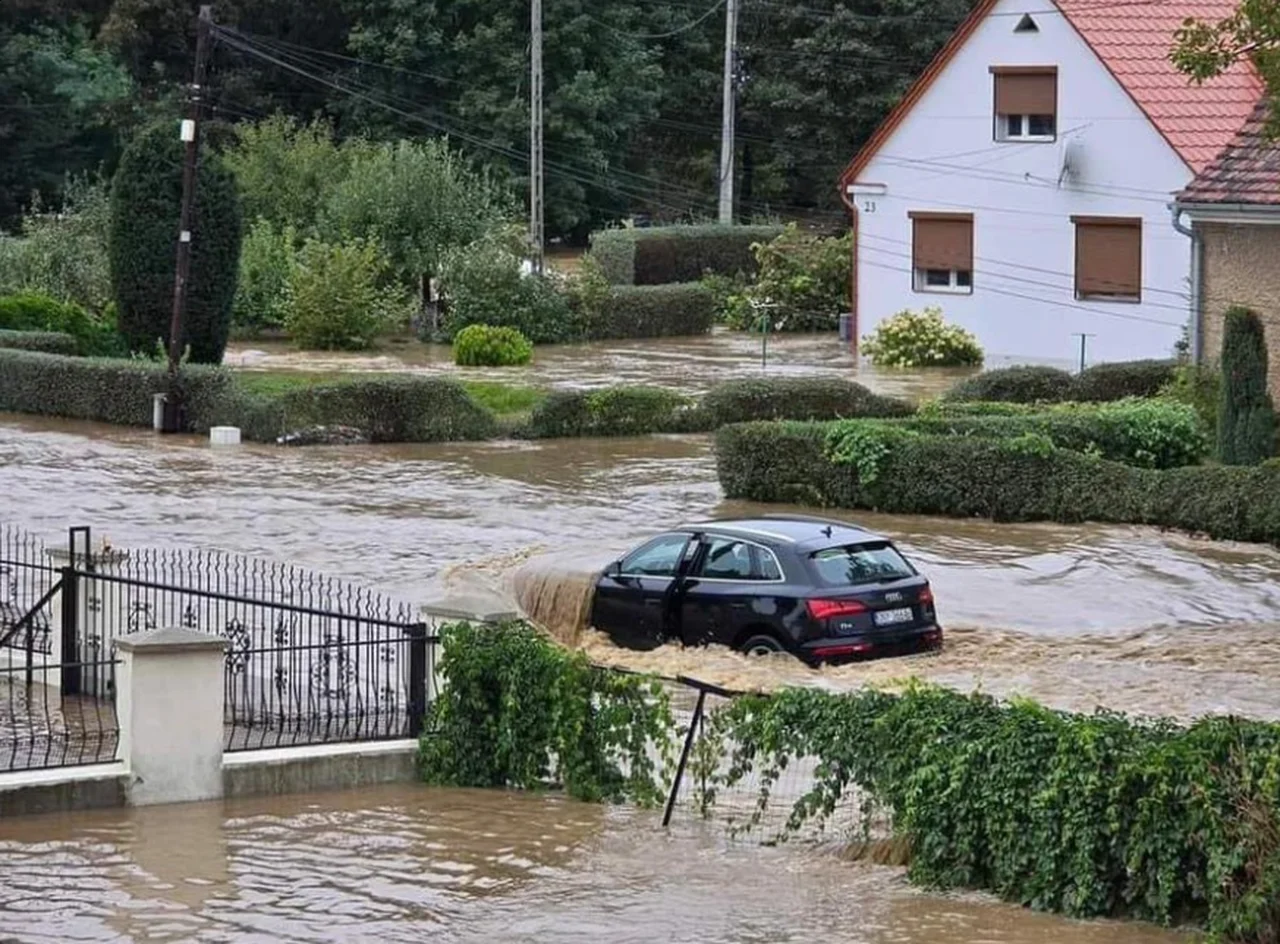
[1176,200,1280,221]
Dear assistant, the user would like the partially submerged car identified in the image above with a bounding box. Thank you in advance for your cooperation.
[590,515,941,664]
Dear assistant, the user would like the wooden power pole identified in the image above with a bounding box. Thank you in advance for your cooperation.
[530,0,545,273]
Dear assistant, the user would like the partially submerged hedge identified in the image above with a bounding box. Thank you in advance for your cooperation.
[1073,358,1177,402]
[0,329,79,355]
[588,283,714,339]
[715,420,1280,545]
[700,684,1280,938]
[698,377,912,427]
[589,224,783,285]
[946,360,1177,404]
[524,386,690,438]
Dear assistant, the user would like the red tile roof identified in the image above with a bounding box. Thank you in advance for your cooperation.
[840,0,1263,187]
[1179,99,1280,204]
[1056,0,1263,173]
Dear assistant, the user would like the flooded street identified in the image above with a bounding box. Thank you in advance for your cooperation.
[3,412,1280,721]
[0,785,1191,944]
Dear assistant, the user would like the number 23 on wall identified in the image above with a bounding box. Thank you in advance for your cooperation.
[862,200,877,213]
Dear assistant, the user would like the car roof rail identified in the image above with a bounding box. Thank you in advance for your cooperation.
[758,513,867,529]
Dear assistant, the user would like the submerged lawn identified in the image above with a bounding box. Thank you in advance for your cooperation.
[231,370,546,416]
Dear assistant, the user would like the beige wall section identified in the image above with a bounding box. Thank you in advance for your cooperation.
[1199,222,1280,404]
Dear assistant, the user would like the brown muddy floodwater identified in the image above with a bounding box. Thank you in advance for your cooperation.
[0,784,1191,944]
[3,412,1280,721]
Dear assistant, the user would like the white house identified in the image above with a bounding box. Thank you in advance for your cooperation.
[839,0,1261,365]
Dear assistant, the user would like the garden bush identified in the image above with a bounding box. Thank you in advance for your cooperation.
[0,329,79,355]
[944,365,1075,403]
[109,121,242,363]
[589,224,783,285]
[1161,361,1221,444]
[715,420,1280,545]
[589,283,715,339]
[232,218,296,335]
[419,620,674,804]
[524,386,690,438]
[1219,306,1277,465]
[883,397,1208,469]
[695,684,1280,937]
[0,291,123,356]
[738,224,850,332]
[453,324,534,367]
[698,377,913,428]
[861,307,983,367]
[1072,358,1176,402]
[283,237,410,350]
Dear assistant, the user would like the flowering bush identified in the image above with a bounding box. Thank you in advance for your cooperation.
[453,324,534,367]
[861,306,983,368]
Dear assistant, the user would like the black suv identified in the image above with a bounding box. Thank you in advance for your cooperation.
[591,515,941,664]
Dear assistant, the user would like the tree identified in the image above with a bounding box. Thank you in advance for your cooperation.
[1172,0,1280,135]
[108,121,243,362]
[1217,305,1276,465]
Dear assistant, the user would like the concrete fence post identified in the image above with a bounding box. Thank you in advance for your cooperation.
[418,597,519,704]
[116,627,227,806]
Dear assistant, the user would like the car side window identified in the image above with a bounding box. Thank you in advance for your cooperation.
[697,537,780,581]
[752,545,783,580]
[620,534,691,577]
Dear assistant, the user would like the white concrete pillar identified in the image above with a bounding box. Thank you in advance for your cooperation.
[116,627,227,807]
[419,597,518,702]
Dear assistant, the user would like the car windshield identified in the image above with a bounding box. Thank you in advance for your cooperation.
[809,542,915,586]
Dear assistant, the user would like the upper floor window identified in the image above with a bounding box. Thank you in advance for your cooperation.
[909,212,973,294]
[1072,216,1141,302]
[990,66,1057,141]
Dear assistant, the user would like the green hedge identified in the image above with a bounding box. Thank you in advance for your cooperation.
[702,684,1280,938]
[589,224,783,285]
[947,360,1178,404]
[1073,358,1177,402]
[524,386,690,438]
[698,377,913,428]
[0,291,124,356]
[587,283,715,339]
[715,421,1280,545]
[0,329,79,355]
[892,398,1207,469]
[0,348,233,429]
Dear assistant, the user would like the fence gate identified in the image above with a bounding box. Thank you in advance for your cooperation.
[0,524,433,773]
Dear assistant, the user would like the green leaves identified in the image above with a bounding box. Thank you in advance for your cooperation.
[861,306,985,368]
[453,324,534,367]
[1218,306,1277,466]
[418,621,675,806]
[282,235,410,350]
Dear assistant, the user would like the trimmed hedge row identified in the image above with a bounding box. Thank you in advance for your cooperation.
[698,376,913,427]
[524,386,689,439]
[0,329,79,355]
[588,283,715,339]
[946,360,1177,404]
[715,421,1280,545]
[589,224,783,285]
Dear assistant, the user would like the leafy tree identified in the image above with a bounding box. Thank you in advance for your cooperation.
[1217,305,1277,465]
[283,235,410,350]
[108,121,243,362]
[1173,0,1280,136]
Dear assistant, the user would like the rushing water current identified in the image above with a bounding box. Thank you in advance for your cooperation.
[0,785,1192,944]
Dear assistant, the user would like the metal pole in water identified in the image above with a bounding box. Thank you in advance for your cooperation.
[663,688,707,827]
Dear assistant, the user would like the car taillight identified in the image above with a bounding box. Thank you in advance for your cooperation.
[806,598,868,621]
[919,586,933,604]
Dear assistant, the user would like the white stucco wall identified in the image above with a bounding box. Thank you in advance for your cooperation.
[850,0,1191,364]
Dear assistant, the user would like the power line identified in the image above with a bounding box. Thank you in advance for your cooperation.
[587,0,726,40]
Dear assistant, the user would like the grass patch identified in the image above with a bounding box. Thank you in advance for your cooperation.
[460,380,545,416]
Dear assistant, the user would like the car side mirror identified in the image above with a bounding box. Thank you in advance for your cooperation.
[606,560,623,577]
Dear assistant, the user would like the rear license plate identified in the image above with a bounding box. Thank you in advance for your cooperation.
[873,607,913,627]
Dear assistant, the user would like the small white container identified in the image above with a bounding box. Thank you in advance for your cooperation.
[152,393,167,431]
[209,426,242,447]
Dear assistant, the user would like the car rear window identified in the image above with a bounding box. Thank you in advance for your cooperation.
[808,542,915,587]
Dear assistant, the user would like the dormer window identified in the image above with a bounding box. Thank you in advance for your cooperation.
[990,66,1057,142]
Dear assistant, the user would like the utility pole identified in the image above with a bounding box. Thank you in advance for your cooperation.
[163,4,213,432]
[530,0,545,273]
[717,0,739,225]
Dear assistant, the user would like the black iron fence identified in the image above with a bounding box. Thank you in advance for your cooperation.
[0,524,434,772]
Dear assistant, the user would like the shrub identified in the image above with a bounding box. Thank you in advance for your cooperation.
[588,224,783,285]
[283,237,410,350]
[0,348,233,430]
[861,306,983,368]
[944,365,1075,403]
[697,684,1280,936]
[0,291,123,356]
[698,377,913,428]
[879,397,1208,469]
[589,283,714,340]
[0,329,79,355]
[109,122,242,363]
[1072,358,1176,402]
[1161,361,1221,444]
[700,271,753,328]
[438,229,577,343]
[742,224,850,332]
[232,218,296,335]
[714,421,1280,544]
[1219,306,1277,465]
[419,620,674,804]
[525,386,689,438]
[453,324,534,367]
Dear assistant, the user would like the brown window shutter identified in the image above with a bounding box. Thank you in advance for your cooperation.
[991,67,1057,116]
[910,212,973,271]
[1073,217,1141,298]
